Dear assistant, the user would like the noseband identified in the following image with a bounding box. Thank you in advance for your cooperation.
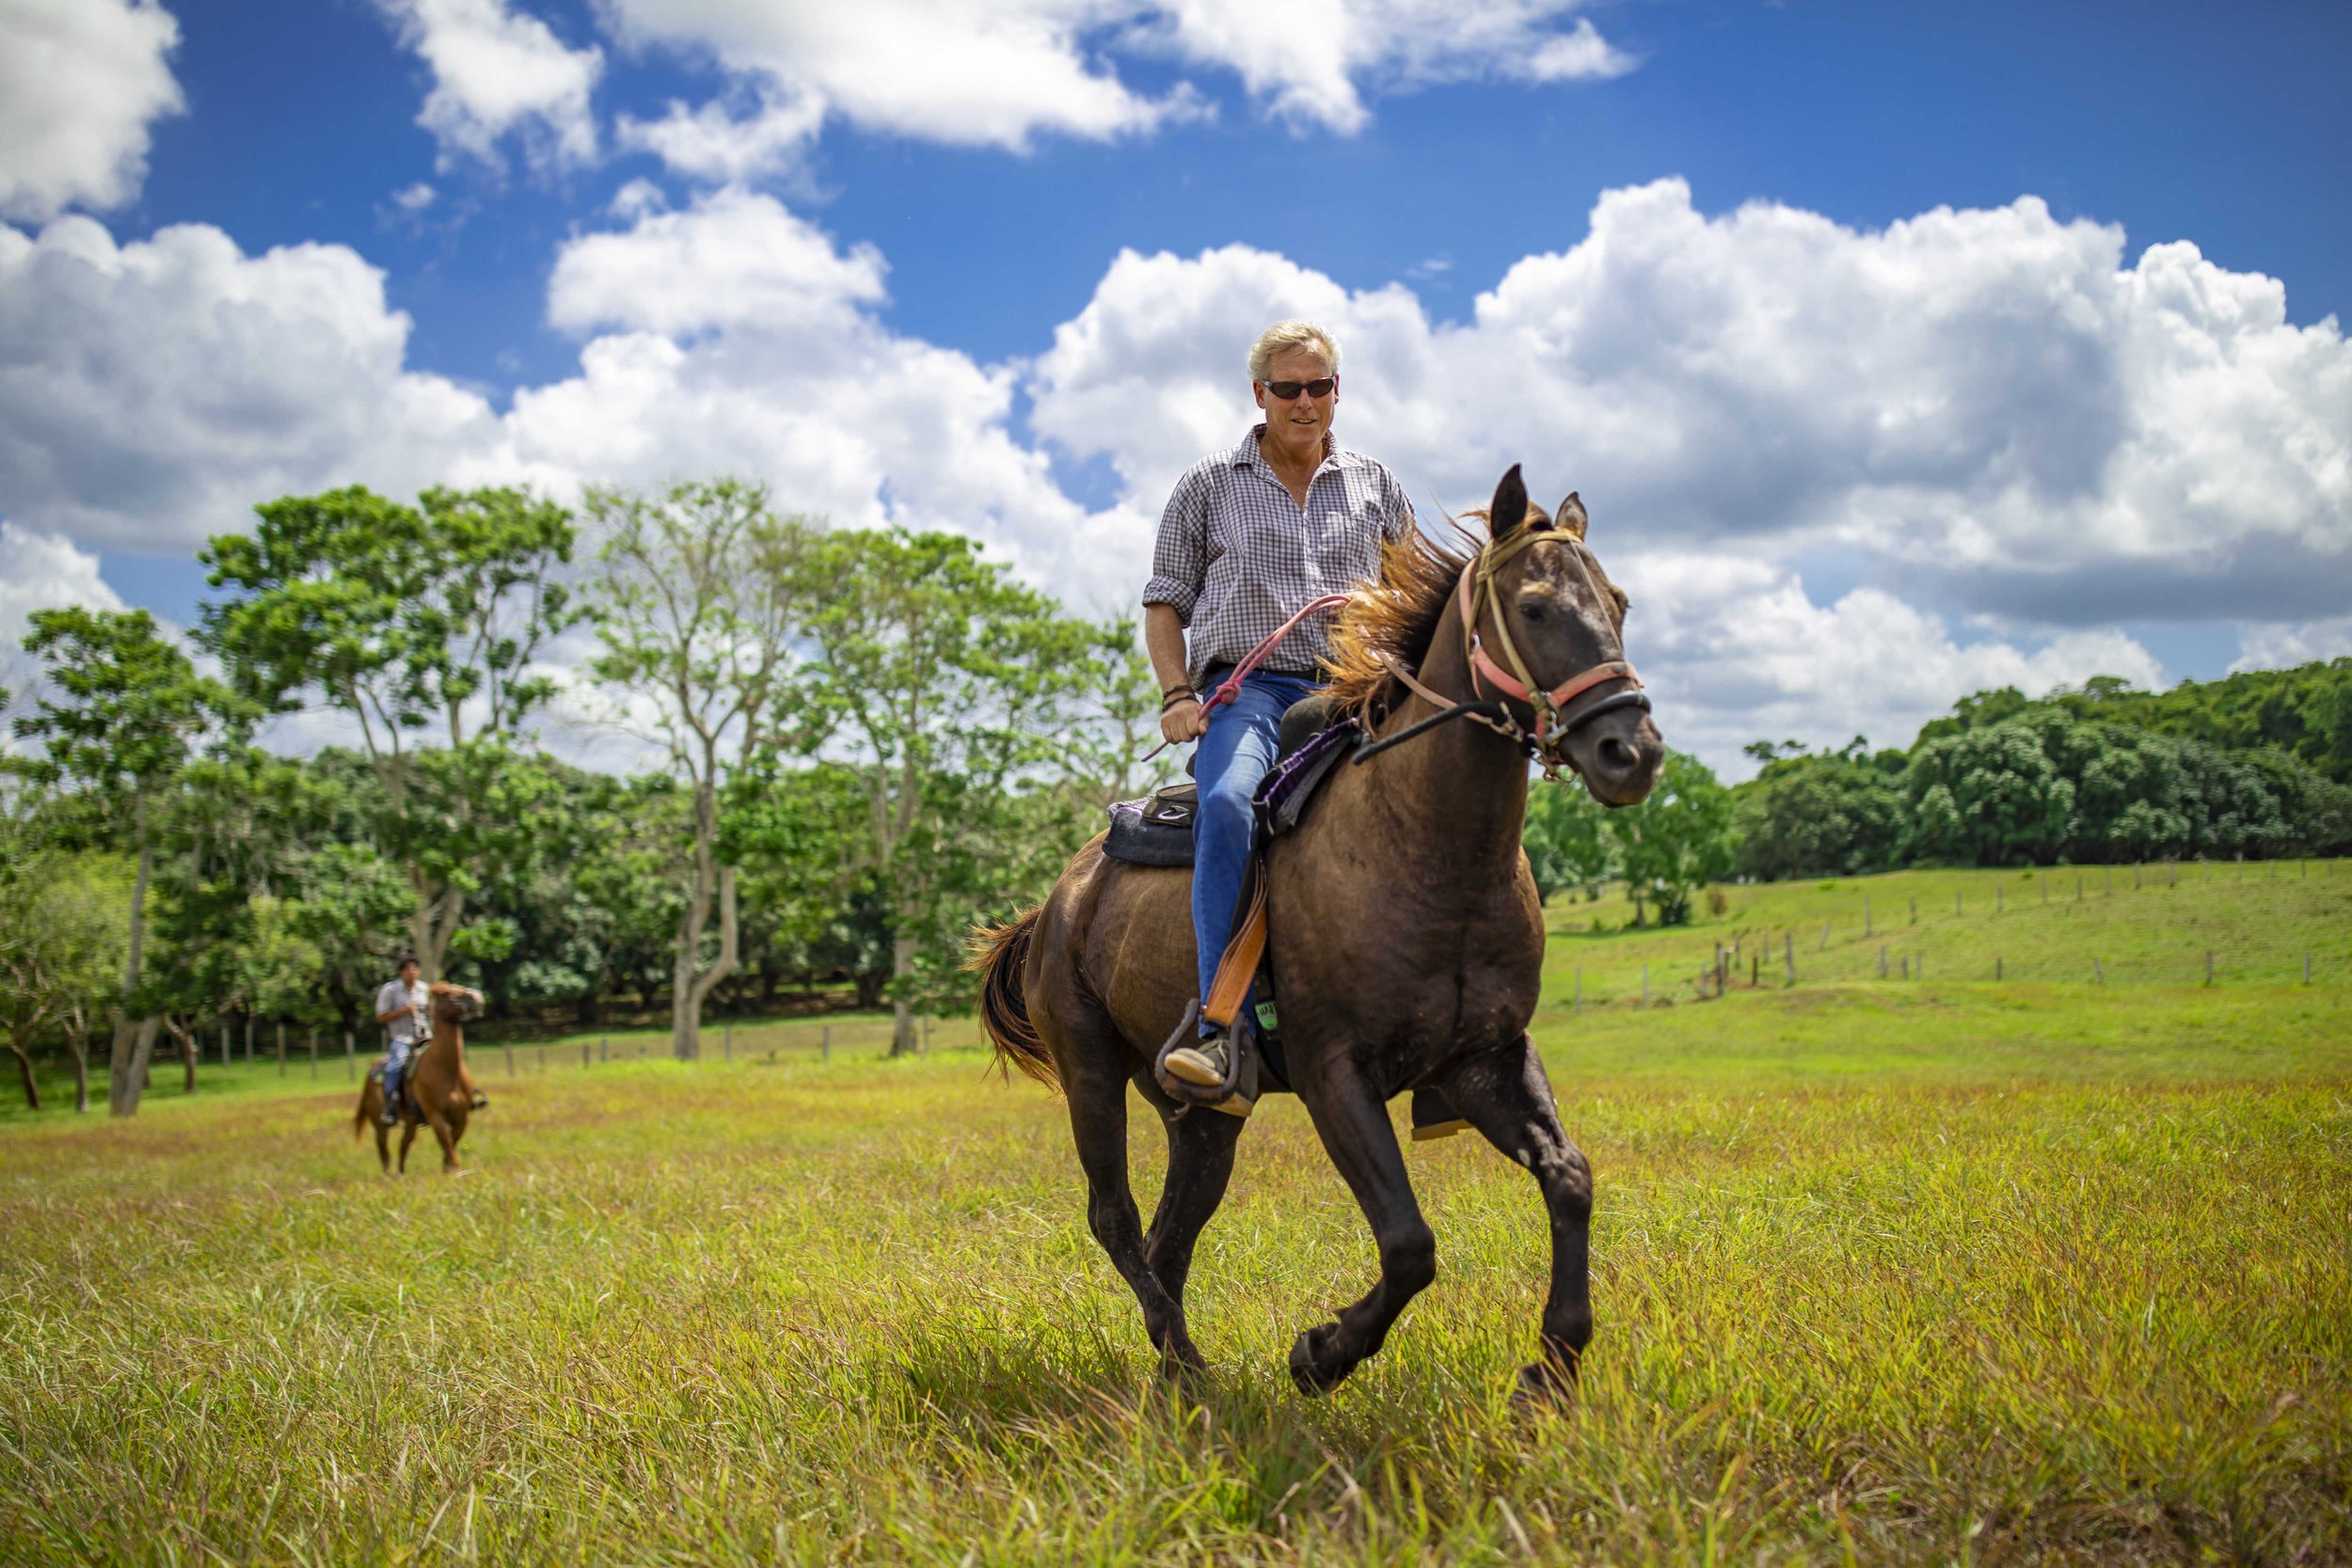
[1356,526,1648,780]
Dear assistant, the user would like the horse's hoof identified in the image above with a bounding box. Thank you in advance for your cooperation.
[1157,1342,1210,1388]
[1510,1358,1577,1410]
[1287,1323,1356,1397]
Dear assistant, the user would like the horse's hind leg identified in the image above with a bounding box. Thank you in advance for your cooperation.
[1141,1080,1243,1321]
[1063,1053,1205,1375]
[373,1122,391,1174]
[1289,1061,1438,1395]
[1444,1034,1593,1402]
[396,1122,419,1175]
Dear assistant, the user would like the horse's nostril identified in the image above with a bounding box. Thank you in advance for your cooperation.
[1597,736,1636,775]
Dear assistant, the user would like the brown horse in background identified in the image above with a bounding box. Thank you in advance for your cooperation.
[977,467,1664,1402]
[352,982,485,1175]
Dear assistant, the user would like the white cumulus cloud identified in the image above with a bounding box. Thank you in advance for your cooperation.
[0,522,125,663]
[376,0,603,171]
[0,0,183,222]
[593,0,1629,178]
[1029,179,2352,635]
[0,216,500,553]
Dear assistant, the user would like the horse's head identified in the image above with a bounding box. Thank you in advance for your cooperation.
[1468,465,1664,806]
[428,982,485,1023]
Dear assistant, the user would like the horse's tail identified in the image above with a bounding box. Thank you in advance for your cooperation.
[352,1087,370,1138]
[970,906,1055,1088]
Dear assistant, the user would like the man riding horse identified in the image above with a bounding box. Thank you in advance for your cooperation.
[374,953,428,1125]
[1145,319,1416,1115]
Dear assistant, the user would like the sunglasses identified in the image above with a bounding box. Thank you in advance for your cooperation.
[1262,376,1336,400]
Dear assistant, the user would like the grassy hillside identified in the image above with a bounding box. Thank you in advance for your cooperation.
[1543,857,2352,998]
[0,868,2347,1564]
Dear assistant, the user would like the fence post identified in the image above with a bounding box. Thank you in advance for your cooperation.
[1751,953,1759,988]
[2306,952,2312,985]
[600,1034,610,1064]
[2093,958,2105,985]
[1642,964,1649,1006]
[821,1023,831,1062]
[2204,950,2213,986]
[276,1021,285,1076]
[2133,863,2141,889]
[1864,896,1872,937]
[1909,897,1916,926]
[1900,956,1909,980]
[308,1029,317,1078]
[1995,955,2003,981]
[1784,932,1795,984]
[220,1022,230,1069]
[345,1031,356,1080]
[582,1040,592,1069]
[2041,875,2048,904]
[245,1016,254,1063]
[1996,883,2003,914]
[502,1038,514,1077]
[1818,920,1831,953]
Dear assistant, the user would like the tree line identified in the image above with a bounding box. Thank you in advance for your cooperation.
[1524,661,2352,921]
[3,480,1156,1116]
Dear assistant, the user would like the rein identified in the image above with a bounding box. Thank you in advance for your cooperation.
[1140,594,1351,763]
[1355,529,1647,778]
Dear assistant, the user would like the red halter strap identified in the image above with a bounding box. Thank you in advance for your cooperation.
[1454,562,1640,717]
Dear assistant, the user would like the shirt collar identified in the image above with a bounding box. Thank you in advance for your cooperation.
[1232,423,1338,471]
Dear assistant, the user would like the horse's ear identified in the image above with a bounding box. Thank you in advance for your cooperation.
[1555,492,1587,541]
[1489,465,1528,539]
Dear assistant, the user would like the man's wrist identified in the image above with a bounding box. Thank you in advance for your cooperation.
[1161,689,1200,712]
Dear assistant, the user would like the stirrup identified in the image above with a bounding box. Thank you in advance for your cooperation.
[1153,1002,1256,1117]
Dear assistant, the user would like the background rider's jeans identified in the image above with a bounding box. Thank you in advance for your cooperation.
[383,1035,416,1113]
[1191,664,1317,1036]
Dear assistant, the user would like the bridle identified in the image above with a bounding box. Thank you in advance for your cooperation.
[1355,524,1648,780]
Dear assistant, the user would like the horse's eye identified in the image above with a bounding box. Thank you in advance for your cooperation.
[1518,601,1547,624]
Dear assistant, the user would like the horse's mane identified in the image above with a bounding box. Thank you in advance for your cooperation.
[1321,516,1481,722]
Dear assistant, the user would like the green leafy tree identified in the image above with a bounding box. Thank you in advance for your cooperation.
[803,528,1122,1053]
[0,848,130,1111]
[1606,750,1736,927]
[1733,738,1909,880]
[199,484,578,980]
[14,609,242,1116]
[583,480,822,1059]
[1522,781,1613,903]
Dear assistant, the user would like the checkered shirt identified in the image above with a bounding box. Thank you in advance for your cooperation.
[1143,425,1416,688]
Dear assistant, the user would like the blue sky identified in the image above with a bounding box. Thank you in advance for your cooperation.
[4,0,2348,772]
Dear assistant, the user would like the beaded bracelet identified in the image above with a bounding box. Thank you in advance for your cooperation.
[1160,689,1200,712]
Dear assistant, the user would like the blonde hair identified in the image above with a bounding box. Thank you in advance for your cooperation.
[1248,320,1340,382]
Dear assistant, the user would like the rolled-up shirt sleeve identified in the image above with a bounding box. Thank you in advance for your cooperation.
[1142,465,1209,624]
[1377,466,1415,545]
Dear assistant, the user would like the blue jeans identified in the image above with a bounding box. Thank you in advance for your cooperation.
[382,1035,416,1118]
[1192,665,1318,1036]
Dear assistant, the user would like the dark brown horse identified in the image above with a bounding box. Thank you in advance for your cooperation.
[976,467,1664,1401]
[352,981,485,1175]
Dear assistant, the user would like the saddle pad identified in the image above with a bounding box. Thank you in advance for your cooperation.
[1255,717,1359,837]
[1104,800,1196,866]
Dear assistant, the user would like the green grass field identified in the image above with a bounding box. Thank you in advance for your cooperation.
[2,865,2348,1564]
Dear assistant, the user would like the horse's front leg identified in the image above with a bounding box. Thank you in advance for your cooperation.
[424,1108,462,1173]
[1289,1058,1437,1395]
[1444,1034,1592,1403]
[396,1120,419,1175]
[1141,1076,1243,1326]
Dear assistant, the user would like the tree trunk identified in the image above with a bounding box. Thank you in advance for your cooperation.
[6,1037,39,1110]
[888,932,919,1056]
[109,1017,162,1117]
[670,865,739,1060]
[109,836,155,1117]
[68,1029,88,1114]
